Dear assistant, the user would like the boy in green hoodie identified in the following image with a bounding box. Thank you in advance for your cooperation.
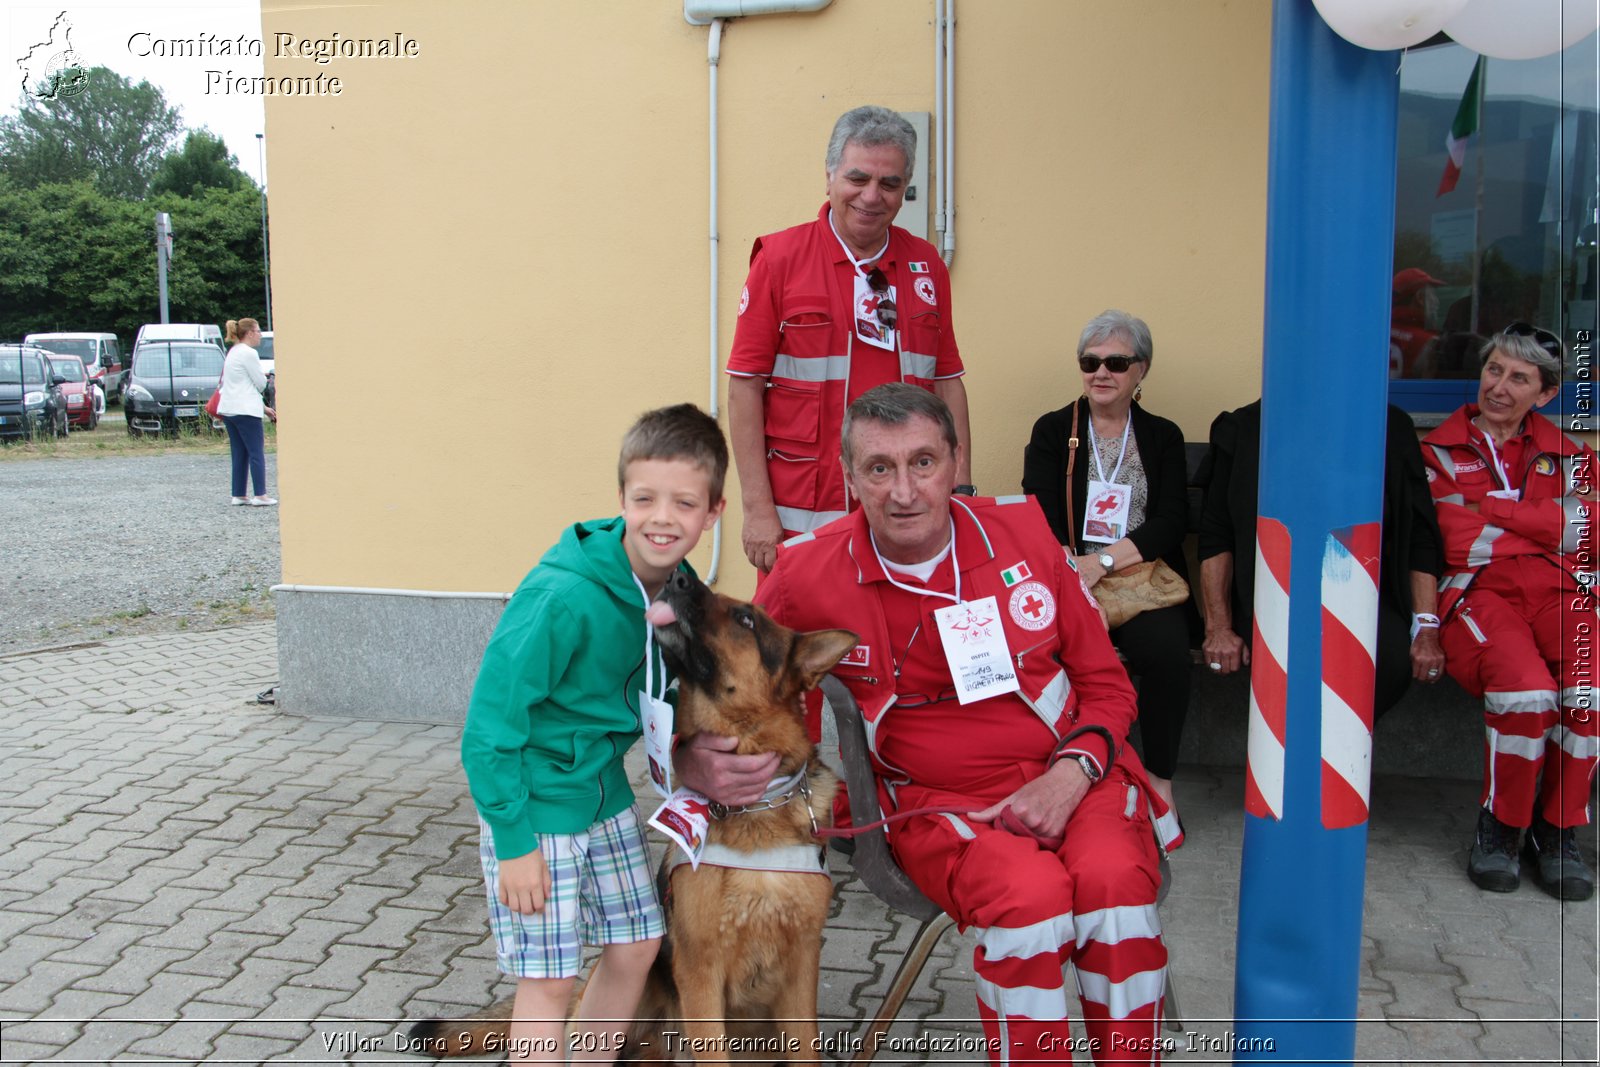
[462,403,727,1063]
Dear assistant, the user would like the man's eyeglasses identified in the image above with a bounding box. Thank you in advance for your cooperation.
[1078,355,1141,374]
[1504,321,1562,356]
[867,267,897,331]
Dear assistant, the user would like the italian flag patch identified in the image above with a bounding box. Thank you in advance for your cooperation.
[908,261,929,273]
[1001,561,1032,587]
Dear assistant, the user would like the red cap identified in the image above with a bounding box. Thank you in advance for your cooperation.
[1393,268,1445,295]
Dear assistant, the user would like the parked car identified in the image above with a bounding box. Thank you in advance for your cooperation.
[124,341,225,436]
[25,331,124,402]
[257,330,276,408]
[48,354,99,431]
[133,323,223,354]
[0,344,69,441]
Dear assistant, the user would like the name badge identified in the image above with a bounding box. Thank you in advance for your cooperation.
[933,595,1021,705]
[639,691,674,798]
[852,272,896,351]
[1083,479,1132,544]
[649,788,712,868]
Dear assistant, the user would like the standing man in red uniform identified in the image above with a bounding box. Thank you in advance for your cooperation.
[696,384,1178,1064]
[727,105,971,572]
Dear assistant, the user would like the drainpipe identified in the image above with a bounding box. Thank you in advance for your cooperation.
[936,0,956,266]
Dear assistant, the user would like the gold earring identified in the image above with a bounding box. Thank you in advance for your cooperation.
[1134,384,1143,403]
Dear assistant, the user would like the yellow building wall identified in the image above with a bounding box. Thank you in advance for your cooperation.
[262,0,1271,600]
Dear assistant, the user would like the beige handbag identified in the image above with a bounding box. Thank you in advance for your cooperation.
[1063,399,1190,629]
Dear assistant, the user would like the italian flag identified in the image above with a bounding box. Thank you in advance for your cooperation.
[1001,561,1032,587]
[1437,57,1483,197]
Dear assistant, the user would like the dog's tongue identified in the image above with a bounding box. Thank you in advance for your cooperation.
[644,600,677,626]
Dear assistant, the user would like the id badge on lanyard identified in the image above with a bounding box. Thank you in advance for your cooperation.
[634,576,674,799]
[853,271,896,351]
[874,524,1020,705]
[1083,480,1132,544]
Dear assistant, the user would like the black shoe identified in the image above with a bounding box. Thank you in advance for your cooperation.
[1468,808,1521,893]
[1523,817,1596,902]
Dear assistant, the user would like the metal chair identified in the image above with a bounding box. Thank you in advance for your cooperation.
[820,677,1182,1065]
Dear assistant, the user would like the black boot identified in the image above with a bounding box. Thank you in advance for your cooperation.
[1523,816,1596,902]
[1467,808,1521,893]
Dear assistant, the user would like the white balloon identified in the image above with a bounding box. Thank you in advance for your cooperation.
[1312,0,1470,50]
[1444,0,1599,60]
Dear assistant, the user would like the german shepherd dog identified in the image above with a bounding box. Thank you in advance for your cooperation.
[409,570,857,1062]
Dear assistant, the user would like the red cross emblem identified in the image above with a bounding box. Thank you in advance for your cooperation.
[1008,581,1055,631]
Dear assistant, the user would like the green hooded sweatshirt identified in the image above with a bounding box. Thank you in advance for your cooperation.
[461,516,678,860]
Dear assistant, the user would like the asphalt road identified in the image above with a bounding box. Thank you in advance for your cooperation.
[0,449,280,654]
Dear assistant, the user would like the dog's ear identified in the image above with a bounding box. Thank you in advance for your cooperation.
[790,629,860,690]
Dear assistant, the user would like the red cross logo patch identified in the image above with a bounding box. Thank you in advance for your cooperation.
[1008,580,1056,631]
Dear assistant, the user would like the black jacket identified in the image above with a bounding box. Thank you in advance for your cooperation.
[1022,397,1192,584]
[1197,400,1443,640]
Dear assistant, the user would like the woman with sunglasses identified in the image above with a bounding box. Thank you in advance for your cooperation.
[1422,323,1596,901]
[1022,309,1197,821]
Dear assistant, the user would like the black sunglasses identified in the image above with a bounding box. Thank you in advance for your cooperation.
[1504,321,1562,356]
[1078,355,1141,374]
[866,267,897,330]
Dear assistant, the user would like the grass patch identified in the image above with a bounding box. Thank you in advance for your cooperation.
[0,409,277,462]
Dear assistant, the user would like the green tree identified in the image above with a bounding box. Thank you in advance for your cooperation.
[0,66,181,199]
[150,130,253,198]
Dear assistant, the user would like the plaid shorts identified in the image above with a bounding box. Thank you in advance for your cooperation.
[479,805,663,979]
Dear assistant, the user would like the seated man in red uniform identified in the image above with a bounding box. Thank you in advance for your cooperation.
[726,105,971,572]
[684,383,1180,1064]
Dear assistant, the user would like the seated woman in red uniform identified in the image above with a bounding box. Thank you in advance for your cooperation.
[1422,323,1597,901]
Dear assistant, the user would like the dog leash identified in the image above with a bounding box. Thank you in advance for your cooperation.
[813,803,1064,851]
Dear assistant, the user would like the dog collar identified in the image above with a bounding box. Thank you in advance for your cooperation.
[707,768,812,824]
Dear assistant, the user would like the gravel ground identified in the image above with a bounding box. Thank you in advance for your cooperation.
[0,450,280,654]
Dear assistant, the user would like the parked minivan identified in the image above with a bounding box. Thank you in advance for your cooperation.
[25,332,125,401]
[124,340,226,436]
[133,323,224,353]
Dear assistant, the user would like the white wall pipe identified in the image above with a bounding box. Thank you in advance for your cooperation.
[934,2,946,248]
[706,17,725,584]
[940,0,956,266]
[685,0,831,24]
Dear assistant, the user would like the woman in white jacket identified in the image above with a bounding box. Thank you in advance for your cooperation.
[217,318,277,506]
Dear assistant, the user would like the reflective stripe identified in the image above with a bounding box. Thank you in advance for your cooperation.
[976,913,1075,960]
[1073,903,1161,950]
[1467,524,1502,568]
[775,505,848,534]
[1440,573,1474,593]
[1124,785,1139,819]
[974,976,1072,1021]
[994,495,1028,506]
[1488,728,1546,761]
[1153,806,1183,850]
[1437,493,1466,506]
[900,350,939,379]
[688,842,827,875]
[1020,669,1070,737]
[1074,965,1167,1017]
[1429,445,1456,477]
[1484,689,1558,716]
[781,530,816,548]
[1561,686,1600,711]
[937,811,977,840]
[1552,726,1600,760]
[770,354,849,382]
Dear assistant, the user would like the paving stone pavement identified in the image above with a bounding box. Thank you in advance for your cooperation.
[0,624,1595,1064]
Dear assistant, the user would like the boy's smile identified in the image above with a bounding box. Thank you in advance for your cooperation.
[620,457,725,595]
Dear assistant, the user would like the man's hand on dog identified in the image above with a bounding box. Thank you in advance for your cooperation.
[967,761,1093,850]
[498,850,552,914]
[675,733,781,806]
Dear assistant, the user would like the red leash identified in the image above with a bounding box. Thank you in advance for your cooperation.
[814,803,1064,850]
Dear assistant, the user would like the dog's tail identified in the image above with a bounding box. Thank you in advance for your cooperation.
[404,1001,513,1059]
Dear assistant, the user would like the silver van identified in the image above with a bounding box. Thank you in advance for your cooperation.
[133,323,224,354]
[25,332,125,401]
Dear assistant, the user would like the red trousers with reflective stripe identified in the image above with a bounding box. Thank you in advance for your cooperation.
[890,765,1166,1065]
[1440,558,1599,828]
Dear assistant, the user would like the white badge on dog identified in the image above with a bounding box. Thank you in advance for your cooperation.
[933,595,1020,704]
[649,788,712,868]
[1082,479,1132,545]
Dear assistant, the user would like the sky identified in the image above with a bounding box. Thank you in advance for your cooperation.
[2,2,268,185]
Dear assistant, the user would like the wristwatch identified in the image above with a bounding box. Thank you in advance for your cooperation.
[1074,755,1103,783]
[952,484,978,497]
[1097,552,1115,572]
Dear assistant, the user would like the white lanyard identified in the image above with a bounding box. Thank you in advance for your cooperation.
[631,574,667,703]
[871,521,961,605]
[1476,426,1515,492]
[828,209,890,277]
[1088,413,1132,485]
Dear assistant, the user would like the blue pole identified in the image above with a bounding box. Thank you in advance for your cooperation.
[1234,2,1397,1062]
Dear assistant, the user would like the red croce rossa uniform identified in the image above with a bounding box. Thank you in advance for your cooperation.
[757,495,1181,1065]
[1423,405,1599,828]
[726,204,964,539]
